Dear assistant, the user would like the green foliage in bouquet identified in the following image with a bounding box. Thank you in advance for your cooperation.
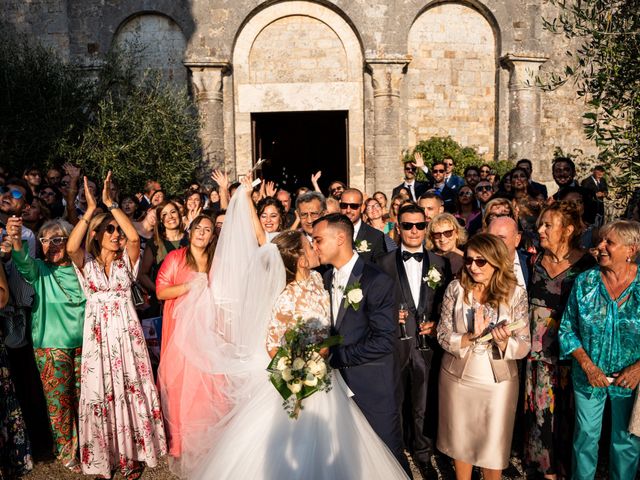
[267,319,342,419]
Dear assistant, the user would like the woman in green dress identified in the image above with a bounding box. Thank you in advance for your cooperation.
[7,216,85,471]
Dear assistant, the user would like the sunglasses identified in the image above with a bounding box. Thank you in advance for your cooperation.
[40,191,55,197]
[475,186,493,192]
[431,229,454,240]
[480,169,491,173]
[0,186,24,199]
[459,191,473,197]
[340,202,361,210]
[400,221,427,231]
[330,187,344,194]
[103,224,125,236]
[432,169,445,173]
[39,236,67,246]
[464,256,488,267]
[443,162,453,166]
[404,167,417,172]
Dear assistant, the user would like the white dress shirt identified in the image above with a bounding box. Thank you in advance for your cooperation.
[331,252,359,322]
[352,219,362,241]
[401,246,423,307]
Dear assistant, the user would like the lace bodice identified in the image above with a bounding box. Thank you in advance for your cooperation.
[266,270,331,350]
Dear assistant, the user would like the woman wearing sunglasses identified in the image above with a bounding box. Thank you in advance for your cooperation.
[426,213,467,276]
[67,172,166,479]
[7,217,85,471]
[454,185,481,230]
[436,233,530,480]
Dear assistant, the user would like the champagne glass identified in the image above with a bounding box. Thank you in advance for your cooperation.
[398,303,412,341]
[417,313,432,351]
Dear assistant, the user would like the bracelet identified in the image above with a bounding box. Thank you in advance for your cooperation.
[81,217,90,225]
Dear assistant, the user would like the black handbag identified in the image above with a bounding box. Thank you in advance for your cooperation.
[131,282,146,307]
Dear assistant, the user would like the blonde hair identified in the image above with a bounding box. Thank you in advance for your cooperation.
[460,232,517,308]
[426,213,467,250]
[600,220,640,261]
[482,198,516,230]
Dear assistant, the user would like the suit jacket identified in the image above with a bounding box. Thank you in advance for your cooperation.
[378,248,451,367]
[325,257,398,416]
[392,180,431,202]
[581,176,608,197]
[530,180,548,199]
[354,222,387,263]
[437,280,531,382]
[517,248,532,287]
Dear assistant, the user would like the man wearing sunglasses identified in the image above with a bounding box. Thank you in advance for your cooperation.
[392,153,433,202]
[339,188,387,263]
[431,160,458,212]
[378,204,451,477]
[474,180,494,211]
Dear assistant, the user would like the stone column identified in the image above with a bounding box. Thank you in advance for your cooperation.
[501,54,549,178]
[184,61,229,177]
[367,59,409,195]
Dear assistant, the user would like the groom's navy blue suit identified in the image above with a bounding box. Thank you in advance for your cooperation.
[324,256,411,476]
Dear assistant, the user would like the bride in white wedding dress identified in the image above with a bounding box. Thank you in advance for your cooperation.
[163,183,408,479]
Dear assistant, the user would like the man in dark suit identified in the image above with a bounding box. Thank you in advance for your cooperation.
[517,158,548,199]
[339,188,387,262]
[378,204,451,477]
[312,213,411,476]
[581,165,608,224]
[392,160,432,202]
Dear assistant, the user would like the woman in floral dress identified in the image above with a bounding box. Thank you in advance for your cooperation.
[67,172,166,479]
[524,202,595,479]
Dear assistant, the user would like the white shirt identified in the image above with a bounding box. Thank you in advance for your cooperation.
[331,252,359,322]
[352,219,362,241]
[401,246,423,307]
[513,254,527,291]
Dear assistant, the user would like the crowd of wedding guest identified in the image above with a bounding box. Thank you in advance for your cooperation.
[0,155,639,480]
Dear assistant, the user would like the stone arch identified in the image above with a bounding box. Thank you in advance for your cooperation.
[113,12,188,87]
[406,2,499,159]
[232,1,365,187]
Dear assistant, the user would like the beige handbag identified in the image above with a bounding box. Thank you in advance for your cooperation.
[629,388,640,436]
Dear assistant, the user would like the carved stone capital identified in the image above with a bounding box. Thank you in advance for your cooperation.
[367,58,410,98]
[500,53,548,91]
[185,62,230,103]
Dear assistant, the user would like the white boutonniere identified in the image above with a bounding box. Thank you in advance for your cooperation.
[355,240,371,253]
[423,266,442,289]
[343,281,363,311]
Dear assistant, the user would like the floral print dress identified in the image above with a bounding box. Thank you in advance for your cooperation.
[524,252,595,476]
[76,252,166,477]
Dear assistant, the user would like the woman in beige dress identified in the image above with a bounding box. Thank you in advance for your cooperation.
[436,232,531,480]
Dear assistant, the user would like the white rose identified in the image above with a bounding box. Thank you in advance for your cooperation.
[428,268,442,282]
[306,359,324,376]
[303,373,319,387]
[288,380,302,393]
[281,368,293,382]
[347,288,363,304]
[292,357,306,370]
[316,361,327,378]
[276,357,289,371]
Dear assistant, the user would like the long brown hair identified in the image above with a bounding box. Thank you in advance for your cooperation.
[271,230,304,285]
[460,233,517,308]
[185,214,217,272]
[84,213,122,262]
[153,201,186,260]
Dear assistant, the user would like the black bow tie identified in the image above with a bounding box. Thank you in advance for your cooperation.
[402,251,424,262]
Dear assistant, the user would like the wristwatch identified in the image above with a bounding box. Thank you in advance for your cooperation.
[107,202,119,211]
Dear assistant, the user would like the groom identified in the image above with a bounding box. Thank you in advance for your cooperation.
[312,213,411,476]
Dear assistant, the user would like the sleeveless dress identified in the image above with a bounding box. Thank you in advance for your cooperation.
[192,270,408,479]
[76,252,166,477]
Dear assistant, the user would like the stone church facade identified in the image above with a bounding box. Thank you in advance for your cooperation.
[6,0,596,195]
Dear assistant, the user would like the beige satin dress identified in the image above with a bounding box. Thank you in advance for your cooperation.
[436,280,530,470]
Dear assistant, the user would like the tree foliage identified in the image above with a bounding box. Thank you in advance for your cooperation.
[0,24,91,172]
[405,136,513,181]
[541,0,640,201]
[0,26,202,196]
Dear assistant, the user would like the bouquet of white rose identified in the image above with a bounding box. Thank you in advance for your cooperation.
[267,319,342,419]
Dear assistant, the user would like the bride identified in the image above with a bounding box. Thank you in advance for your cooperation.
[160,180,408,479]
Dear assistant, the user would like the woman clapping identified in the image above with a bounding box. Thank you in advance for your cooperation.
[437,233,530,480]
[67,172,166,479]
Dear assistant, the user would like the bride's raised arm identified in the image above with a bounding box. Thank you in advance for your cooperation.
[239,175,268,246]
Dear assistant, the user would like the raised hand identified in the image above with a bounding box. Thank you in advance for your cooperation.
[413,151,425,168]
[265,181,276,198]
[102,171,113,206]
[63,162,81,180]
[84,176,98,212]
[211,170,230,191]
[311,171,322,184]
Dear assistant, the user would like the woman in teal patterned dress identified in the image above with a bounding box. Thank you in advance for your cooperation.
[524,202,595,479]
[0,251,33,477]
[559,219,640,479]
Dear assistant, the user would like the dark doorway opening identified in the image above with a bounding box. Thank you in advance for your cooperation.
[251,111,348,194]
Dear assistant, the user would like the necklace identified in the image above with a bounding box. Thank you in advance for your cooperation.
[546,250,571,264]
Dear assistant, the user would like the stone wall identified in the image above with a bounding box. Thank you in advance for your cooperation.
[406,3,497,159]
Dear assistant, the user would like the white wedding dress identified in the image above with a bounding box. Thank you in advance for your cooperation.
[165,187,407,479]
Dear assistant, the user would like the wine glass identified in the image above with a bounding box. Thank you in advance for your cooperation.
[417,313,433,351]
[398,302,412,341]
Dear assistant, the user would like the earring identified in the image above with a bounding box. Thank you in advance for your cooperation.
[627,256,632,263]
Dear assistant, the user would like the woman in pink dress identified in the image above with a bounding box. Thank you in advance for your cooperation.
[156,214,228,476]
[67,173,166,479]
